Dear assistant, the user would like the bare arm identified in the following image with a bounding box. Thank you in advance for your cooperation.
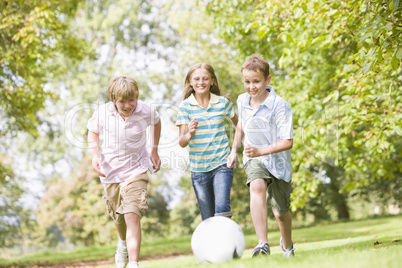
[178,118,198,148]
[227,121,244,168]
[230,114,238,127]
[150,120,161,172]
[88,131,106,177]
[244,139,293,158]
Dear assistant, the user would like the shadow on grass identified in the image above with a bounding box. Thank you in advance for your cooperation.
[299,236,402,255]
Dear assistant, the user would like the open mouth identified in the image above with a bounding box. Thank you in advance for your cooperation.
[122,108,132,114]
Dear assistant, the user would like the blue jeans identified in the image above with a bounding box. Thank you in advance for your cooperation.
[191,164,234,221]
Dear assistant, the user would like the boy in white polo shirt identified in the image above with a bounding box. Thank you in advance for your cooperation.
[87,76,161,268]
[227,54,294,258]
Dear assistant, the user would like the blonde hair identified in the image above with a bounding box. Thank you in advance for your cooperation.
[241,54,270,78]
[107,76,139,102]
[182,63,222,100]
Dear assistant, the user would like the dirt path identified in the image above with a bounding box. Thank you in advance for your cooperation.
[26,253,193,268]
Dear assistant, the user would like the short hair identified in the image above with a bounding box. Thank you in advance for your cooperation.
[241,54,270,78]
[107,76,139,102]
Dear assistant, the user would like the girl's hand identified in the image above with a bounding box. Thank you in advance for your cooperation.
[244,145,261,158]
[92,157,106,177]
[188,118,198,137]
[227,152,237,168]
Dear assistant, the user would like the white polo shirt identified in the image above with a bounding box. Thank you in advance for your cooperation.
[87,101,160,183]
[237,85,293,182]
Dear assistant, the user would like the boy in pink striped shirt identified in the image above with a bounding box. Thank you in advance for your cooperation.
[87,76,161,268]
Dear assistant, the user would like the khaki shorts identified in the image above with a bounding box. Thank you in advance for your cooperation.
[245,159,292,215]
[102,173,149,224]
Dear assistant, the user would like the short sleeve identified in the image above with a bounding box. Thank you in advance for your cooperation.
[87,109,101,133]
[236,95,244,123]
[275,101,293,140]
[175,101,190,126]
[224,98,235,118]
[150,105,160,125]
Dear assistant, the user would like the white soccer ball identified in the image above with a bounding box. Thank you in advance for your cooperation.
[191,216,245,264]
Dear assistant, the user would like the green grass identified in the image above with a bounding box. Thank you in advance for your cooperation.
[1,215,401,267]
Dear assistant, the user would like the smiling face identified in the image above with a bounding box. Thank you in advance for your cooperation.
[189,68,215,96]
[242,69,271,103]
[114,97,137,118]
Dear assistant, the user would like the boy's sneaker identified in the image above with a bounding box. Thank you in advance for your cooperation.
[252,241,270,257]
[280,237,295,258]
[128,261,139,268]
[115,245,129,268]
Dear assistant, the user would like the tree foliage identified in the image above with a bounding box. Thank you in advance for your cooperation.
[207,0,401,218]
[32,0,179,246]
[0,156,35,247]
[0,0,88,136]
[0,0,89,247]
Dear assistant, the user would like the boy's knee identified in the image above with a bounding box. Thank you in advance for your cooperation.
[250,179,267,194]
[124,212,141,223]
[273,210,290,221]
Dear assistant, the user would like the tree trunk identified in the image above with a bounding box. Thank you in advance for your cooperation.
[326,164,350,220]
[335,198,350,219]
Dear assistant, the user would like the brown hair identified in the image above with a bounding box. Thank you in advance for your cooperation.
[107,76,139,102]
[182,63,221,100]
[241,54,270,78]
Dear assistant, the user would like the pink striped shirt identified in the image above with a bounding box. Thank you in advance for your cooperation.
[87,101,159,183]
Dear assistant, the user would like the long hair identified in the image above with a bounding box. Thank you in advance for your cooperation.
[182,63,221,100]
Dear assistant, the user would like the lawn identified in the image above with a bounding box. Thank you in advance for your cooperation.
[1,215,401,268]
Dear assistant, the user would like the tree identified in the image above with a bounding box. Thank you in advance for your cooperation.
[0,157,34,247]
[0,0,88,136]
[207,0,401,219]
[0,0,89,247]
[32,0,180,245]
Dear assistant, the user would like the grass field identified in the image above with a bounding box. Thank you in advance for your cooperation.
[1,215,401,267]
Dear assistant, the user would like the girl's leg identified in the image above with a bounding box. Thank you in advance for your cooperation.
[249,178,268,243]
[213,165,233,217]
[192,171,215,221]
[124,212,141,262]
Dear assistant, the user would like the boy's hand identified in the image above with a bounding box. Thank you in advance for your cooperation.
[92,157,106,177]
[188,118,198,137]
[150,152,161,173]
[227,151,237,168]
[244,145,261,158]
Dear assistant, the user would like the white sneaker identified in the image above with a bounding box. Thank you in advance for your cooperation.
[128,261,139,268]
[280,237,295,258]
[115,245,129,268]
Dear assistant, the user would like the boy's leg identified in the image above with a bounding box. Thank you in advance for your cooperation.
[124,212,141,262]
[117,173,149,266]
[249,179,268,243]
[245,159,273,257]
[272,209,292,249]
[267,177,293,255]
[102,183,129,267]
[115,220,127,240]
[213,165,233,218]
